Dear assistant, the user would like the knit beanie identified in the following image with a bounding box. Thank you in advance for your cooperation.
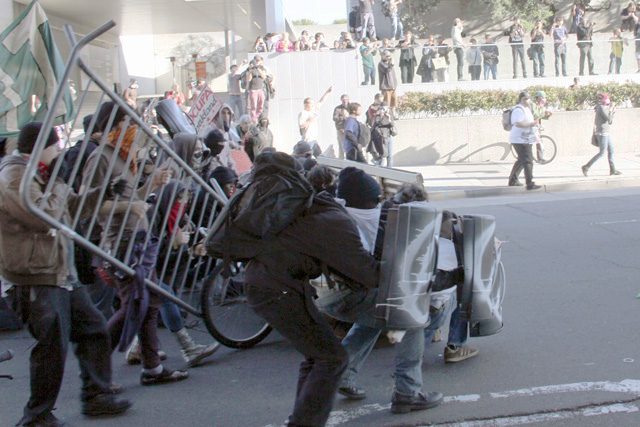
[209,166,237,186]
[293,140,312,156]
[337,167,381,209]
[17,122,59,154]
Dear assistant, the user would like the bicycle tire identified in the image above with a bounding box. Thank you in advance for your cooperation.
[536,135,557,164]
[200,263,272,349]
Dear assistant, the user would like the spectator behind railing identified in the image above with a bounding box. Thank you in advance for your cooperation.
[276,32,293,53]
[300,30,312,51]
[621,2,638,32]
[252,36,267,53]
[312,32,330,51]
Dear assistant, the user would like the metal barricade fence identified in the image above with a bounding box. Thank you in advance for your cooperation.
[18,21,271,348]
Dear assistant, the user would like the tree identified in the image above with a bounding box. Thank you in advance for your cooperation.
[400,0,443,36]
[333,18,348,24]
[293,19,318,26]
[467,0,559,29]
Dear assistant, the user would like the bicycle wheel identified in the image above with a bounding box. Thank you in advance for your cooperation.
[534,135,557,165]
[201,263,272,349]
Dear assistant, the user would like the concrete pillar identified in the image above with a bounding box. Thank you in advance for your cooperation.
[265,0,285,34]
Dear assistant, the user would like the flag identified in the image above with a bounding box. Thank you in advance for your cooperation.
[0,0,75,138]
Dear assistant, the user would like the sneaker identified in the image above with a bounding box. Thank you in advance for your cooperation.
[125,338,167,365]
[526,183,541,191]
[82,394,132,417]
[338,385,367,400]
[140,367,188,386]
[182,342,221,367]
[444,345,479,363]
[508,181,524,187]
[390,391,443,414]
[582,165,589,177]
[611,170,622,176]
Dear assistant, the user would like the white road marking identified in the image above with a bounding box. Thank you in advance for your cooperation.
[591,219,640,225]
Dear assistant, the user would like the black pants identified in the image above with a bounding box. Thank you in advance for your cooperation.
[509,143,534,186]
[511,44,527,77]
[578,44,594,75]
[346,148,366,163]
[246,285,347,427]
[19,285,111,423]
[400,64,415,84]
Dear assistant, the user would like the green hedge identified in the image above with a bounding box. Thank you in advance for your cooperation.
[396,82,640,118]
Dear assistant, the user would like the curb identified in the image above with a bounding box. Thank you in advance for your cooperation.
[428,176,640,201]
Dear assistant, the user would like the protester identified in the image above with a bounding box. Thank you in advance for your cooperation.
[507,17,527,79]
[349,5,362,41]
[621,2,638,31]
[370,101,395,167]
[399,30,417,83]
[344,102,368,163]
[366,93,384,126]
[166,83,185,107]
[508,92,541,190]
[245,116,273,161]
[0,122,133,426]
[481,33,499,80]
[246,55,268,122]
[240,152,380,427]
[318,168,444,414]
[378,50,398,118]
[452,18,466,81]
[389,0,404,40]
[190,78,207,102]
[552,17,568,77]
[298,86,333,157]
[577,19,596,76]
[360,0,376,41]
[228,64,244,118]
[417,35,436,83]
[307,164,337,195]
[333,94,350,159]
[466,38,482,81]
[608,28,627,74]
[123,78,138,109]
[530,21,546,78]
[360,37,378,85]
[582,93,621,176]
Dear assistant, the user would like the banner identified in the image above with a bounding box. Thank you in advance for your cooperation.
[195,61,207,80]
[0,0,75,138]
[188,84,223,133]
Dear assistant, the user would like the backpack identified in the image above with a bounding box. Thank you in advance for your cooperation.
[501,105,523,131]
[381,0,392,17]
[205,152,314,271]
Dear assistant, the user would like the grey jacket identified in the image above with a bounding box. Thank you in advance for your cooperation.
[594,104,614,135]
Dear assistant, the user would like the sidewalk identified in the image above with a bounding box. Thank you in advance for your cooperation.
[404,151,640,200]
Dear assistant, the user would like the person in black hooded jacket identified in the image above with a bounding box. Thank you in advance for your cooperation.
[242,152,379,427]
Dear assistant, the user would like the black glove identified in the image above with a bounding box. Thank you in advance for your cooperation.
[106,178,128,198]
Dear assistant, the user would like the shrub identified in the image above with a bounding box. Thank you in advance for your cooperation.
[396,82,640,118]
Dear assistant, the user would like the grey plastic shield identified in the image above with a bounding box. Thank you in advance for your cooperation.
[460,215,506,337]
[375,203,442,330]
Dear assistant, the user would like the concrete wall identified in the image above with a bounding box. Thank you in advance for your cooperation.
[393,108,640,166]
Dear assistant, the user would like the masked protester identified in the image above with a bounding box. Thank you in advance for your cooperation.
[582,93,621,176]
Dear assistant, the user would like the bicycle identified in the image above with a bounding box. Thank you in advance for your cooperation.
[511,130,557,165]
[200,262,272,349]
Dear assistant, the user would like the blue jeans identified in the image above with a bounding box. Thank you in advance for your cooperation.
[318,287,426,396]
[609,54,622,74]
[391,13,403,40]
[362,65,375,85]
[159,282,184,333]
[554,45,567,76]
[484,64,497,80]
[585,134,615,172]
[531,48,545,77]
[229,94,244,118]
[423,291,468,348]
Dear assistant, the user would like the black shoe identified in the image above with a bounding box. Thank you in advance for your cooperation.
[582,165,589,176]
[526,183,542,190]
[338,385,367,400]
[391,391,444,414]
[82,394,132,417]
[16,413,65,427]
[611,170,622,176]
[140,366,188,386]
[508,181,524,187]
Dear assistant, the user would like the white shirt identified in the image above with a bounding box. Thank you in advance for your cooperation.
[298,108,320,142]
[436,238,458,271]
[343,204,382,254]
[509,104,537,144]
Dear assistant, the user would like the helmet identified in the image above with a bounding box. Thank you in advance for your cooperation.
[535,91,546,99]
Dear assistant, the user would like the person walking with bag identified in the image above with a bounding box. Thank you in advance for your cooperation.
[582,93,621,176]
[508,92,541,190]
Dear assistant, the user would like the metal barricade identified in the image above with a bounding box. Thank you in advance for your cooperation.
[19,22,230,327]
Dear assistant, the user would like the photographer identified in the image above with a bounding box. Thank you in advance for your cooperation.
[506,17,527,79]
[378,50,398,118]
[360,37,378,85]
[245,55,267,122]
[552,17,568,77]
[577,19,596,75]
[530,21,546,78]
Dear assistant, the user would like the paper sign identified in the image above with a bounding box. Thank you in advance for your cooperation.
[188,85,223,132]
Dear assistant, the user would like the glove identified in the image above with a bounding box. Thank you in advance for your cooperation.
[106,178,128,198]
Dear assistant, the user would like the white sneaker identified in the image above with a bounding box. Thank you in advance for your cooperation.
[182,342,221,367]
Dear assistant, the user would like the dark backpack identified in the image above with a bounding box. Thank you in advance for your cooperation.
[205,152,314,270]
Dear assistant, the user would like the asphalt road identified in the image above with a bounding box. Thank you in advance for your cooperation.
[2,187,640,427]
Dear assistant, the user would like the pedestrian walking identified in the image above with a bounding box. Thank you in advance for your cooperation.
[582,93,621,176]
[508,92,541,190]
